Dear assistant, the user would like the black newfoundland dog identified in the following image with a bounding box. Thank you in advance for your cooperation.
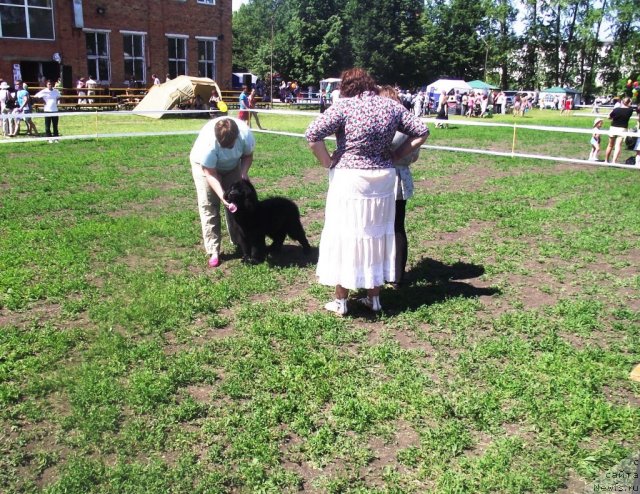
[224,179,312,263]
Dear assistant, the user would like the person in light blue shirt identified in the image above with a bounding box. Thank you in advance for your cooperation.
[14,83,38,136]
[238,85,250,124]
[190,117,255,267]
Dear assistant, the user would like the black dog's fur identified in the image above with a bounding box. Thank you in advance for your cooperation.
[224,179,312,263]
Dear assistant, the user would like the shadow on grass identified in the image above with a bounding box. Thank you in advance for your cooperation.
[267,244,319,268]
[383,258,501,313]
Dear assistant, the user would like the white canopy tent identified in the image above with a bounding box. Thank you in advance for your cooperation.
[426,79,472,96]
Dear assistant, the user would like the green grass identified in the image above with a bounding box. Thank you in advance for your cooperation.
[1,110,639,493]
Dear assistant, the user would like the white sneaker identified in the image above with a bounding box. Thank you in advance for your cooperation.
[358,296,382,312]
[324,298,348,316]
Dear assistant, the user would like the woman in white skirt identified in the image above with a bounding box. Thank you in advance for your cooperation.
[305,68,429,315]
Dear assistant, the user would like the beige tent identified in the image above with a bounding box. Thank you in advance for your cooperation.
[133,75,223,118]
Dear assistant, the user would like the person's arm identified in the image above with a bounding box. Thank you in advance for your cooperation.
[392,135,428,163]
[239,153,253,180]
[308,140,332,168]
[202,167,233,209]
[305,104,343,168]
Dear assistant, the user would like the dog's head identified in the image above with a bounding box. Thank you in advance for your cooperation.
[224,179,259,213]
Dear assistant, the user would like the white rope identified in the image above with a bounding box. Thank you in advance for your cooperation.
[422,143,638,170]
[423,116,639,138]
[1,108,637,171]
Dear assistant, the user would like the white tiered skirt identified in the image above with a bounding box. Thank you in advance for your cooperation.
[316,168,396,289]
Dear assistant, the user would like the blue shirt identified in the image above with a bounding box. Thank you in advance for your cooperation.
[239,91,249,110]
[16,89,29,109]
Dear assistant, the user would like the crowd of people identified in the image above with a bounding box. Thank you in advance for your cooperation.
[0,77,65,142]
[1,78,40,139]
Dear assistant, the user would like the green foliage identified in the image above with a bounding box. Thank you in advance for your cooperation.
[232,0,638,94]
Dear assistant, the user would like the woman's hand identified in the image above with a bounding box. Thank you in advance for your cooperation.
[224,201,237,213]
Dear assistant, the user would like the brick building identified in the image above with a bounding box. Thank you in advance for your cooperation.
[0,0,232,89]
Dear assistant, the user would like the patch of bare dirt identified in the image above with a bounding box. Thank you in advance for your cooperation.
[0,300,92,332]
[421,161,596,194]
[274,166,329,191]
[557,471,589,493]
[602,384,640,408]
[105,195,192,219]
[164,323,235,355]
[185,384,215,403]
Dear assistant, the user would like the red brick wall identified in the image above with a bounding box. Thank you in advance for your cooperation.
[0,0,232,89]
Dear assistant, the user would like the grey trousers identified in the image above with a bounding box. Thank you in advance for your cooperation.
[191,163,242,256]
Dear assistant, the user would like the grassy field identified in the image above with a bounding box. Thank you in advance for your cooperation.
[1,109,639,493]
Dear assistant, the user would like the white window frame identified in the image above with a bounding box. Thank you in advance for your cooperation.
[196,36,218,80]
[121,30,147,84]
[84,29,111,83]
[166,34,189,79]
[0,0,54,40]
[197,0,215,5]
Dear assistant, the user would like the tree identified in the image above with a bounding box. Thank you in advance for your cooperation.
[345,0,425,86]
[421,0,491,84]
[484,0,518,89]
[231,0,639,95]
[600,0,640,97]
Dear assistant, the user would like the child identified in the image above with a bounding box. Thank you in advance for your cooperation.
[589,118,603,161]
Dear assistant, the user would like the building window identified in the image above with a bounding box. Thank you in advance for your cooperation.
[85,31,110,83]
[197,39,216,79]
[123,33,146,84]
[0,0,54,40]
[167,37,187,79]
[197,0,215,4]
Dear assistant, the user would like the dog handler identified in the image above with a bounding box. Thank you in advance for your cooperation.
[190,117,255,268]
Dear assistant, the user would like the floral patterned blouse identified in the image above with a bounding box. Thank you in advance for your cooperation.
[305,91,429,170]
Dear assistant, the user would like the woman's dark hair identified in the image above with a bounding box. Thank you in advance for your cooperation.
[339,68,378,98]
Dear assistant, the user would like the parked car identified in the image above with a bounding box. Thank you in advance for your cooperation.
[503,90,518,107]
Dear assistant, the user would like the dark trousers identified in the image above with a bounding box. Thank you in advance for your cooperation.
[44,113,59,137]
[394,199,408,284]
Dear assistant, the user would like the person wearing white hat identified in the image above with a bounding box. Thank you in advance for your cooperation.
[34,79,62,142]
[589,118,604,161]
[0,80,15,136]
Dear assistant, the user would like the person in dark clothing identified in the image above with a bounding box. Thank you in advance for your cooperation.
[605,97,635,164]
